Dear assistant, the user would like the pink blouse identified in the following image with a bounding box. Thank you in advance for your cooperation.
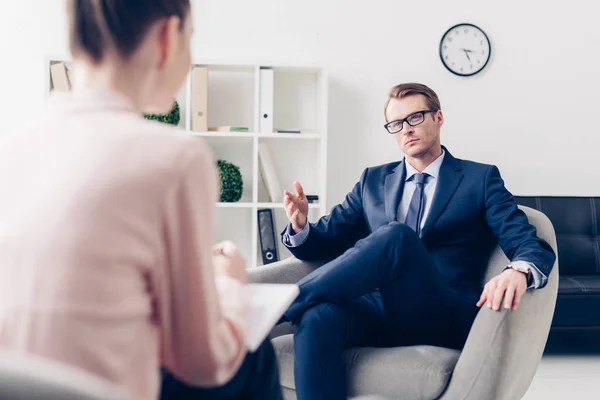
[0,90,248,400]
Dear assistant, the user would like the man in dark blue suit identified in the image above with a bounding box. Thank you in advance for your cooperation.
[280,83,556,400]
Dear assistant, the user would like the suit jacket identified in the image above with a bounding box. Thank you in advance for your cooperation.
[283,147,556,304]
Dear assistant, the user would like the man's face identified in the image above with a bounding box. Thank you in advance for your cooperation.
[385,95,443,159]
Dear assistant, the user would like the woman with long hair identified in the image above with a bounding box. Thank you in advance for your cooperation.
[0,1,281,399]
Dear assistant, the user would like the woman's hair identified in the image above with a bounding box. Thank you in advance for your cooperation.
[68,0,190,63]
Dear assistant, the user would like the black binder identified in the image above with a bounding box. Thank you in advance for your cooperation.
[257,209,279,265]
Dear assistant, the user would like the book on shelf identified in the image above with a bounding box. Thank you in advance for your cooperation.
[258,142,282,202]
[49,62,71,92]
[306,195,319,203]
[208,126,249,132]
[276,129,302,134]
[192,66,208,132]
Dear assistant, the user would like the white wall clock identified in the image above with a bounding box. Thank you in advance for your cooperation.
[440,23,491,77]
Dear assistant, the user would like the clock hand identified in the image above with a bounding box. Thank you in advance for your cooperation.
[462,49,471,61]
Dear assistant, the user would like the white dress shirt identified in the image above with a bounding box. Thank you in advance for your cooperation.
[397,151,445,229]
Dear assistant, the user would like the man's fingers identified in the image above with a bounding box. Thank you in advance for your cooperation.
[503,285,515,309]
[293,181,305,197]
[476,283,490,307]
[476,290,487,307]
[284,190,297,203]
[512,292,521,310]
[291,209,300,224]
[492,285,505,311]
[286,202,296,218]
[484,281,496,308]
[283,191,292,207]
[513,286,526,310]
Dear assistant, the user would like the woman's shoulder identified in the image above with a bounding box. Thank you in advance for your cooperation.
[130,118,216,174]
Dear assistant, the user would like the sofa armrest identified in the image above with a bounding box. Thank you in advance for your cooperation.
[247,256,325,285]
[440,206,559,400]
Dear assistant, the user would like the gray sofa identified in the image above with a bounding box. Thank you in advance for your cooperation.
[249,206,559,400]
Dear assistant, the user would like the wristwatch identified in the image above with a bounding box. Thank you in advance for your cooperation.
[507,263,533,286]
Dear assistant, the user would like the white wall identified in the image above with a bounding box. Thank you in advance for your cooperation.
[2,0,599,211]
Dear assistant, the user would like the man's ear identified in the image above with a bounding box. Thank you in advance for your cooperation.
[436,110,444,127]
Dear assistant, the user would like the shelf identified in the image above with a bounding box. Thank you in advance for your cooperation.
[192,131,256,138]
[193,63,255,73]
[258,132,321,139]
[256,202,320,209]
[217,202,320,209]
[45,59,327,269]
[217,202,253,208]
[190,132,322,139]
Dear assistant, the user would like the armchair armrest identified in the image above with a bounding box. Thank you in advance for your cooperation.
[248,256,325,285]
[440,206,559,400]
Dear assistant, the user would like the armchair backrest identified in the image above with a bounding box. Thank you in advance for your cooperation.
[0,350,134,400]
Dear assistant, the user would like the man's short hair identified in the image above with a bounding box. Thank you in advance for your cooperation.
[385,83,441,120]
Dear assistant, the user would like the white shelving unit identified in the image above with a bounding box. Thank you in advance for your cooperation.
[45,58,328,268]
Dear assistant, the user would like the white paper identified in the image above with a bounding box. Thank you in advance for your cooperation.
[244,283,299,352]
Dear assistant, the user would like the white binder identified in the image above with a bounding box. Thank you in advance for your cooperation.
[259,68,274,134]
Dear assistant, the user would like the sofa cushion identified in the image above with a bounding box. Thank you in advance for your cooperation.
[559,276,600,295]
[553,275,600,326]
[272,334,461,399]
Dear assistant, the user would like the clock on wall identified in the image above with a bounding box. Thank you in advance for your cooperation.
[439,23,491,77]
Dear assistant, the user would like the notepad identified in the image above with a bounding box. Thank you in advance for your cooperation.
[244,283,299,352]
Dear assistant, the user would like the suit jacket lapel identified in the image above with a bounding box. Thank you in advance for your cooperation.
[384,161,406,221]
[420,150,464,237]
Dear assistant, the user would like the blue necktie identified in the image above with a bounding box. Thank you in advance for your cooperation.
[404,173,429,236]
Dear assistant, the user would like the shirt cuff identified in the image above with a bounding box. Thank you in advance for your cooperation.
[283,223,309,247]
[512,260,547,289]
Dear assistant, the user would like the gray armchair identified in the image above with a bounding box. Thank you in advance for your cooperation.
[0,350,134,400]
[249,206,559,400]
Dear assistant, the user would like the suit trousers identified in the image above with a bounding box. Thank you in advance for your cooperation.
[284,222,478,400]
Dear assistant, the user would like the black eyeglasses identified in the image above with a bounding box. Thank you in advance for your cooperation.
[384,110,437,134]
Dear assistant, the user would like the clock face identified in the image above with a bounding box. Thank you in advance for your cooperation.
[440,23,491,77]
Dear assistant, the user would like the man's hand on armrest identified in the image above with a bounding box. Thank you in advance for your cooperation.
[477,268,528,311]
[476,259,548,312]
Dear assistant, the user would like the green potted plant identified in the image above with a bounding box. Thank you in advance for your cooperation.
[144,100,180,126]
[217,160,243,202]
